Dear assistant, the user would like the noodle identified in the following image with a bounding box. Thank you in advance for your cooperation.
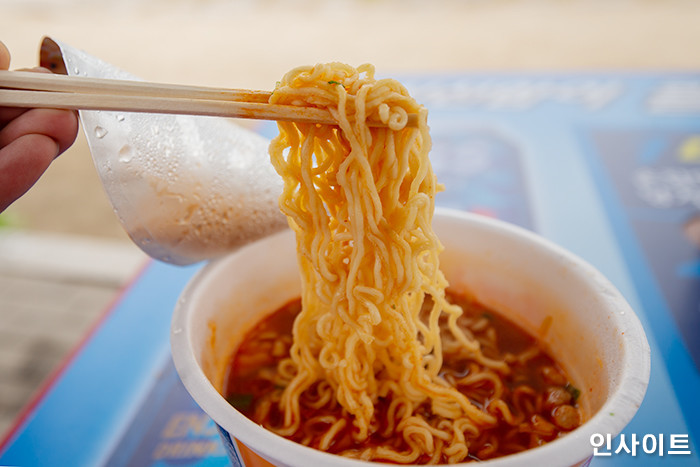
[225,63,581,464]
[266,63,504,462]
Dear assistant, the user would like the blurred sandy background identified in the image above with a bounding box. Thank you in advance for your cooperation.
[2,0,700,242]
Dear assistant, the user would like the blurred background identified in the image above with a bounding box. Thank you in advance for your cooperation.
[4,0,700,239]
[1,0,699,440]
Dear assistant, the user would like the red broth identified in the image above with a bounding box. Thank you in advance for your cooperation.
[224,293,582,463]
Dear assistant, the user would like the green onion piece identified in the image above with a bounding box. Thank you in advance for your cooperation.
[226,393,254,410]
[564,383,581,402]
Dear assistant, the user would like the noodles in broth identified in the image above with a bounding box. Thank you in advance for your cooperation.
[225,63,581,463]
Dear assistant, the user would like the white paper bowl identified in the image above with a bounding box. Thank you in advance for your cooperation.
[171,208,650,467]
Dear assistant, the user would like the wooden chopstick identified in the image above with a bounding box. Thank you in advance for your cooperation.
[0,70,418,128]
[0,70,271,103]
[0,89,344,125]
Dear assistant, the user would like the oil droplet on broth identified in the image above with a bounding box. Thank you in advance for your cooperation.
[94,126,108,139]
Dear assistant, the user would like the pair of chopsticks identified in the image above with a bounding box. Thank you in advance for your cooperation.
[0,70,417,128]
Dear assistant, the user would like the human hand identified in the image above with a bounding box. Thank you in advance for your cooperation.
[0,40,79,212]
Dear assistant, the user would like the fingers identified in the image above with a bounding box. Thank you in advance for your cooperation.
[0,67,62,126]
[0,41,80,212]
[0,50,79,154]
[0,106,27,125]
[0,41,9,70]
[0,107,78,157]
[0,133,58,212]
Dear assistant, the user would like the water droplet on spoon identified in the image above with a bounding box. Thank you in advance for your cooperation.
[118,145,134,163]
[94,126,108,138]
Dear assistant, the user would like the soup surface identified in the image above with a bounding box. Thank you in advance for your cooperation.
[224,292,582,463]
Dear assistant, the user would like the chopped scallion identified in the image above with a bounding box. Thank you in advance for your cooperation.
[226,393,254,410]
[564,383,581,402]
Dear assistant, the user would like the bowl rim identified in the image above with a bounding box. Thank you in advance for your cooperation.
[171,208,651,466]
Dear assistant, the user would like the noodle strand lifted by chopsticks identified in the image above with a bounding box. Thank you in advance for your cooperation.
[267,63,506,463]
